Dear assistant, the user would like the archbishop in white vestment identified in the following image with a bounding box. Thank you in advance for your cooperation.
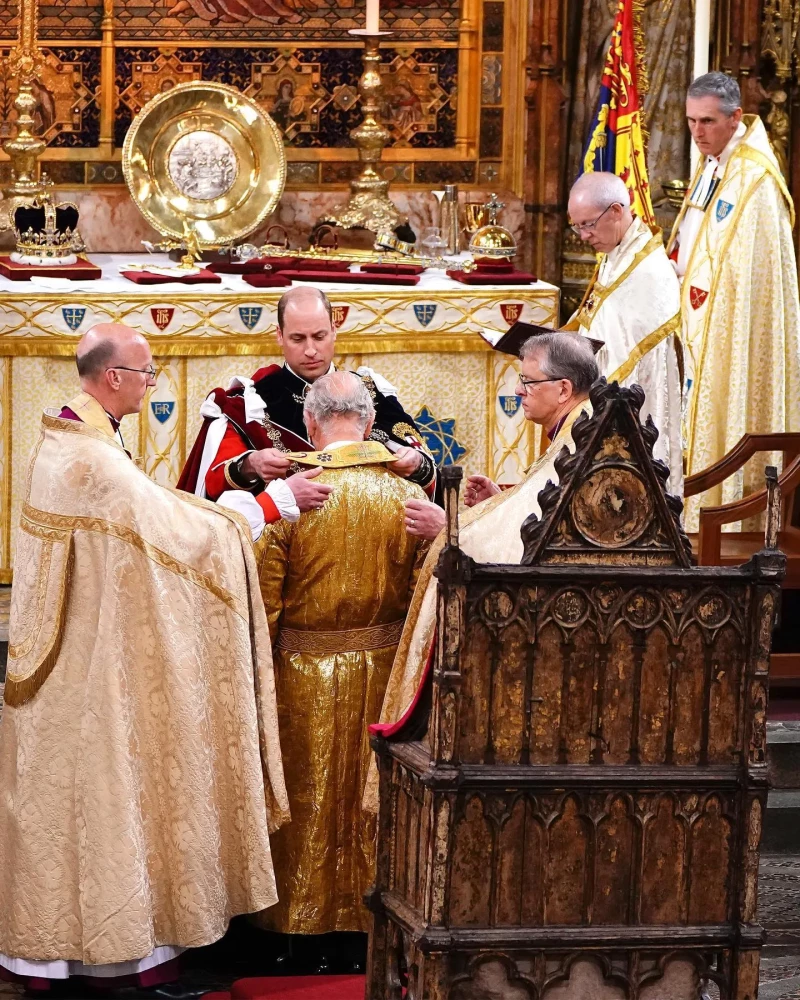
[566,171,683,497]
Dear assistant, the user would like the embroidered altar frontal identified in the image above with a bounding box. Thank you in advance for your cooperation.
[0,255,559,581]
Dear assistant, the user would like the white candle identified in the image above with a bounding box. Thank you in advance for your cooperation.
[366,0,380,33]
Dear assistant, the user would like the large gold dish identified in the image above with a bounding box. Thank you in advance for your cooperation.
[122,81,286,247]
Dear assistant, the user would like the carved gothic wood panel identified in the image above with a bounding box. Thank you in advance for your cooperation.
[368,382,782,1000]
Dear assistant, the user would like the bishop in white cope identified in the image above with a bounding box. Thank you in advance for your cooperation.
[566,171,683,497]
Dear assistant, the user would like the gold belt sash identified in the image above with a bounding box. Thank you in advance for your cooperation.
[277,620,405,654]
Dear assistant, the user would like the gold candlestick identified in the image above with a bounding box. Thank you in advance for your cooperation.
[327,30,405,232]
[1,0,46,227]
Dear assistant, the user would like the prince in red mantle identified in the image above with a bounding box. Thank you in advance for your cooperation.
[178,287,436,507]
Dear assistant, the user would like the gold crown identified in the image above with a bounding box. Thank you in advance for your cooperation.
[13,195,81,260]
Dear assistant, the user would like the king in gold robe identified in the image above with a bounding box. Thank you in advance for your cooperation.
[0,397,289,975]
[255,441,428,934]
[667,113,800,529]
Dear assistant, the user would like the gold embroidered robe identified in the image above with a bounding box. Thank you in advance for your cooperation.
[667,114,800,530]
[566,218,683,497]
[0,398,289,968]
[254,446,428,934]
[367,402,591,811]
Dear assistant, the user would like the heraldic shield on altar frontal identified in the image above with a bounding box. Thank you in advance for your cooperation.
[367,380,784,1000]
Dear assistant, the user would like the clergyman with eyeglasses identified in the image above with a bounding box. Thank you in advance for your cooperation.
[563,170,683,498]
[0,323,290,1000]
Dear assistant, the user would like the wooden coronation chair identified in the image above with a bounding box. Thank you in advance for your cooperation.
[686,433,800,688]
[367,381,783,1000]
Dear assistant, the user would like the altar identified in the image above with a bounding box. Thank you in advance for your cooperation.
[0,253,559,581]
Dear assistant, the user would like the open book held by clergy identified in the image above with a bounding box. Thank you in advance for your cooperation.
[0,394,289,977]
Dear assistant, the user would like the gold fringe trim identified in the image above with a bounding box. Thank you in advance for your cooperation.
[630,0,652,165]
[631,0,649,100]
[5,537,73,708]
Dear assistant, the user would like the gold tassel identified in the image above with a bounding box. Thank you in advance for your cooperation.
[631,0,651,150]
[4,539,73,709]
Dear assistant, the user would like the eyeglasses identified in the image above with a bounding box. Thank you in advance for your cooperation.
[107,365,157,379]
[569,202,619,236]
[516,374,563,395]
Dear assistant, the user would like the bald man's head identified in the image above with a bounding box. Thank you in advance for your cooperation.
[570,171,630,212]
[75,323,156,419]
[568,171,634,253]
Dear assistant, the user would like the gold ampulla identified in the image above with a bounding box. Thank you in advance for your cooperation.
[326,32,405,232]
[1,0,46,226]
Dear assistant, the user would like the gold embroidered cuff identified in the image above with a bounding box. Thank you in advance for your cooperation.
[224,455,260,492]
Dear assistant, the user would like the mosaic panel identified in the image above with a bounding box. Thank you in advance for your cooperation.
[86,161,126,183]
[114,45,456,150]
[481,0,504,50]
[0,47,100,148]
[477,160,502,183]
[38,0,103,38]
[481,53,502,105]
[479,105,503,157]
[286,161,321,185]
[378,50,453,145]
[414,159,476,183]
[118,51,204,117]
[112,0,461,42]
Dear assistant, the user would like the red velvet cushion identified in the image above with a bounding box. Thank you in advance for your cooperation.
[241,273,293,288]
[359,263,425,275]
[120,268,222,285]
[282,269,419,287]
[293,258,351,272]
[0,256,102,280]
[446,268,538,285]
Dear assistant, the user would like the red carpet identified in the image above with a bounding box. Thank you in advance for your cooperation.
[205,974,365,999]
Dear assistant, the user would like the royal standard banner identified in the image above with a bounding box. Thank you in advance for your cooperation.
[580,0,655,226]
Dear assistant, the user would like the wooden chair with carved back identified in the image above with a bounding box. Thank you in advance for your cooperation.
[686,432,800,689]
[367,380,783,1000]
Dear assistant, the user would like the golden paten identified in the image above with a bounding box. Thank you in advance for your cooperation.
[122,81,286,248]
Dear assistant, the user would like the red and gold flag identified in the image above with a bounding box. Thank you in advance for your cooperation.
[580,0,655,225]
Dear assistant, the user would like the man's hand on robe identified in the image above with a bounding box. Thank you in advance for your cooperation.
[242,448,292,483]
[392,446,423,478]
[287,467,334,512]
[405,497,445,541]
[465,474,501,507]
